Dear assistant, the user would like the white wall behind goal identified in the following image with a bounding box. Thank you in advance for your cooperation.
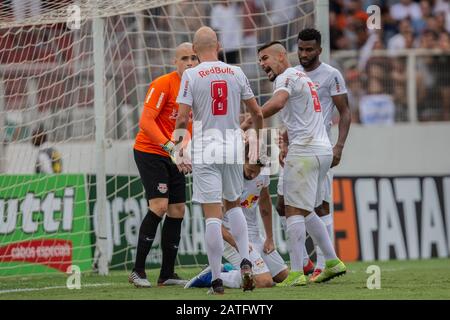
[4,123,450,176]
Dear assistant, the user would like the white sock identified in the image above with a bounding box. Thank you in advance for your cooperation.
[322,214,334,243]
[205,218,224,281]
[280,216,292,255]
[220,270,241,288]
[315,214,334,269]
[226,207,250,261]
[304,212,337,261]
[286,215,306,272]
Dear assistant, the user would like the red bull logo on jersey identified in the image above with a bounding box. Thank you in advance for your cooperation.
[198,66,234,78]
[240,194,259,208]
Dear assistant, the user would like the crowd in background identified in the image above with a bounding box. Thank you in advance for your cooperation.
[329,0,450,122]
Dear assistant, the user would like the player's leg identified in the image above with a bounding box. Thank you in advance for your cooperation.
[222,164,255,291]
[277,167,312,275]
[157,162,188,286]
[252,237,289,284]
[307,155,346,283]
[129,150,170,287]
[311,170,334,280]
[193,163,225,294]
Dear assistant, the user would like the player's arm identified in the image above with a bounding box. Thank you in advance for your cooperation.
[221,225,238,250]
[259,186,275,254]
[139,107,168,144]
[261,90,289,118]
[174,71,194,172]
[240,112,253,131]
[331,94,351,167]
[243,98,263,133]
[330,68,351,167]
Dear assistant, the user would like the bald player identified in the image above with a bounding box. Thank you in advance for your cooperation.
[129,43,199,288]
[258,41,346,286]
[174,27,264,295]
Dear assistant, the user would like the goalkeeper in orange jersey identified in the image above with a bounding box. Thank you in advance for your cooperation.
[129,43,199,288]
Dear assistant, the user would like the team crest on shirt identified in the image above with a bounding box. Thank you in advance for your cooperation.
[157,183,168,194]
[256,181,264,189]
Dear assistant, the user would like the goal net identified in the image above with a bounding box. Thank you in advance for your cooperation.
[0,0,316,276]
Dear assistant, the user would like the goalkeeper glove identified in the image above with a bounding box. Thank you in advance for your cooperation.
[161,140,177,163]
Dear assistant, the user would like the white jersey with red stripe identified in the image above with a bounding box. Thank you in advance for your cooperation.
[223,173,270,239]
[273,67,332,156]
[176,61,254,163]
[296,63,348,141]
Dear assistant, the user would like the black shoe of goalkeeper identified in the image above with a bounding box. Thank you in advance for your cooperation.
[158,273,188,286]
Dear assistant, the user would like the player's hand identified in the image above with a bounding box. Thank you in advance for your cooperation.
[161,140,177,163]
[177,147,192,175]
[245,130,259,164]
[331,144,343,168]
[263,239,275,254]
[240,113,253,131]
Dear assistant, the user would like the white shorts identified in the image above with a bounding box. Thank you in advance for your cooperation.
[283,154,332,212]
[223,237,287,278]
[192,163,243,203]
[321,169,333,204]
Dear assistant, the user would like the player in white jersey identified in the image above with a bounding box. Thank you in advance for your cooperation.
[258,41,346,285]
[174,27,264,294]
[295,28,351,280]
[185,158,288,289]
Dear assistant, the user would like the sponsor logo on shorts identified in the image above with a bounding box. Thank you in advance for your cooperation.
[157,183,168,194]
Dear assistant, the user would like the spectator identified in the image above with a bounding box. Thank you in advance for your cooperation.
[210,0,243,64]
[435,32,450,120]
[388,18,415,51]
[359,79,396,125]
[390,0,422,21]
[31,126,62,174]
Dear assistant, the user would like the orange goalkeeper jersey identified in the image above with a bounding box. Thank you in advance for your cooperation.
[134,71,191,157]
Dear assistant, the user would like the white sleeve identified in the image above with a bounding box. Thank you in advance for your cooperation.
[329,68,348,96]
[237,67,254,101]
[273,72,294,96]
[38,152,54,174]
[176,70,193,107]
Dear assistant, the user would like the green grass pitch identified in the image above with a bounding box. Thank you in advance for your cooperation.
[1,258,449,300]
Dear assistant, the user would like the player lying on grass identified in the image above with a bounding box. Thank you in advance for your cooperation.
[185,149,289,289]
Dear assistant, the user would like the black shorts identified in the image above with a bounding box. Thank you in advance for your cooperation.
[134,149,186,204]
